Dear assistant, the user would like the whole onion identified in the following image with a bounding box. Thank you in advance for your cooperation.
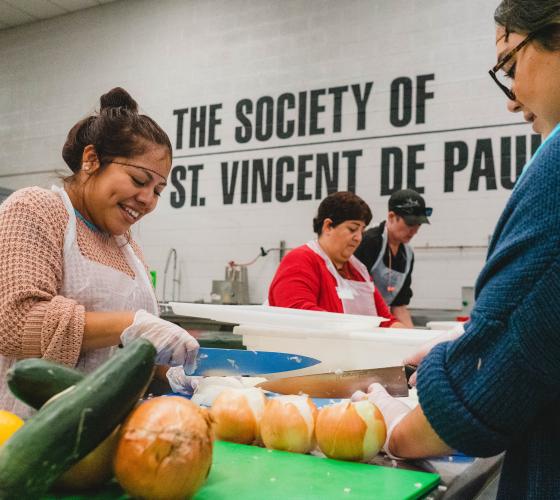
[315,400,386,461]
[260,395,317,453]
[211,387,267,444]
[113,396,213,500]
[55,427,120,491]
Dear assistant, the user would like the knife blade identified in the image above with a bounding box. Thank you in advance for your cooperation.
[190,348,321,376]
[256,365,412,398]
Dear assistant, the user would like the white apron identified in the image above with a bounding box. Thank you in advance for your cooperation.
[370,226,412,306]
[0,185,158,418]
[307,240,377,316]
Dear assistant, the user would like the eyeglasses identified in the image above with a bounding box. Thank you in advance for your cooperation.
[488,32,535,100]
[112,161,167,183]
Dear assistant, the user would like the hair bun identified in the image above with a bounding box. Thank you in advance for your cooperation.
[100,87,138,113]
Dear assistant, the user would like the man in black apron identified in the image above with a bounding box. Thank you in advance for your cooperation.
[354,189,432,328]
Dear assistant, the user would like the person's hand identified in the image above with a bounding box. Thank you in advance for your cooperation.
[166,366,201,395]
[364,383,413,459]
[120,310,199,374]
[404,324,465,386]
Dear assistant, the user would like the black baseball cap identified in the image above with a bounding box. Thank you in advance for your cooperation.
[388,189,432,225]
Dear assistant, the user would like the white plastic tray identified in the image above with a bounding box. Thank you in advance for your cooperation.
[169,302,385,330]
[234,323,444,377]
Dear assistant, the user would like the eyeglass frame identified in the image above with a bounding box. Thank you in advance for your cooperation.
[488,31,536,101]
[111,160,168,184]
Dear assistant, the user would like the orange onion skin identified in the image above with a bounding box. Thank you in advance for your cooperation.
[211,388,265,444]
[55,427,120,491]
[316,400,386,461]
[260,396,317,454]
[113,396,213,500]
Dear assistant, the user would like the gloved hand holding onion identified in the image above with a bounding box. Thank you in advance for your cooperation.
[355,383,413,459]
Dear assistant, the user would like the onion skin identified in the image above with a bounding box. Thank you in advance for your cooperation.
[113,396,214,500]
[315,400,386,462]
[260,396,317,454]
[211,388,266,444]
[54,427,119,491]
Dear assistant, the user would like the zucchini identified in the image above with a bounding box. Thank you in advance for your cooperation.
[0,339,156,499]
[7,358,84,409]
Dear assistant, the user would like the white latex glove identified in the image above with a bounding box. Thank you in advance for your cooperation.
[121,310,199,374]
[404,324,465,386]
[366,383,413,459]
[166,366,202,396]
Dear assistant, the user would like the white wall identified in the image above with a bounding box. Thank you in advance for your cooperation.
[0,0,535,309]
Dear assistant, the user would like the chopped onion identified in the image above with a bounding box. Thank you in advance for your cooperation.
[113,396,213,500]
[190,376,244,407]
[211,387,267,444]
[191,376,266,407]
[260,395,317,453]
[315,400,386,461]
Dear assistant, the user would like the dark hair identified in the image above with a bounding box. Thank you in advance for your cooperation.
[312,191,372,235]
[495,0,560,51]
[62,87,172,174]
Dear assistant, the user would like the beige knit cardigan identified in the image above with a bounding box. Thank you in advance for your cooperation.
[0,186,147,367]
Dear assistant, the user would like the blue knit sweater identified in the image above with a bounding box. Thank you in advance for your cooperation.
[417,130,560,499]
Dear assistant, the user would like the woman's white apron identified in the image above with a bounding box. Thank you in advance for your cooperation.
[307,240,377,316]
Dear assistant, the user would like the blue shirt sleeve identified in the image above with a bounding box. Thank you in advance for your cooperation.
[417,132,560,457]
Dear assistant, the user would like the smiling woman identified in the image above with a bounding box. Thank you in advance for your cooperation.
[0,88,200,419]
[62,89,172,237]
[268,191,404,328]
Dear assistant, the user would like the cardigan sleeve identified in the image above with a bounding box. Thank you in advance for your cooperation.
[0,188,85,366]
[268,247,327,311]
[416,134,560,457]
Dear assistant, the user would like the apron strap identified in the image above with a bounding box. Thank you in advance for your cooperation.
[52,185,77,254]
[370,225,388,273]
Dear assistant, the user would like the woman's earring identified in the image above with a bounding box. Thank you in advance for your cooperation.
[82,164,90,171]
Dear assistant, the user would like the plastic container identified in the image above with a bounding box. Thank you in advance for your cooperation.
[234,323,445,377]
[169,303,444,376]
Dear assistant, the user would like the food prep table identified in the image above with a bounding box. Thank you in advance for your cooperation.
[156,308,503,500]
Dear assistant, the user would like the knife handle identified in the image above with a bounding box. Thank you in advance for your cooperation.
[404,364,417,386]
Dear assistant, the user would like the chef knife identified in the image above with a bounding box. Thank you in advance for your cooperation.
[190,348,321,376]
[256,365,416,398]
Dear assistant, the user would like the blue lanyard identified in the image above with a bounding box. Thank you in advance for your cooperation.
[516,122,560,185]
[74,209,102,233]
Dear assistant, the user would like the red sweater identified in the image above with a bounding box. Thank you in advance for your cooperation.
[268,245,397,327]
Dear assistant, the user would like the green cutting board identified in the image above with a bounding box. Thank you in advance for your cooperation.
[197,441,438,499]
[45,441,439,500]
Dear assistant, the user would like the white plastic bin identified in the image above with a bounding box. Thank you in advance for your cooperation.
[234,323,445,377]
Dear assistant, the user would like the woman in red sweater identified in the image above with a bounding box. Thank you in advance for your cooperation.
[268,192,404,328]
